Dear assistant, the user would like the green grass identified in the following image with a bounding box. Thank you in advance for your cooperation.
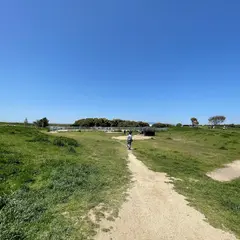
[0,127,129,240]
[133,127,240,237]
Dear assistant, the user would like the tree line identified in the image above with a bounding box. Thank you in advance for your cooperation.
[25,115,240,128]
[21,117,50,128]
[151,123,173,128]
[73,118,149,128]
[189,115,226,127]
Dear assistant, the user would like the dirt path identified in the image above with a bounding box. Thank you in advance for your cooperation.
[95,152,236,240]
[112,135,152,140]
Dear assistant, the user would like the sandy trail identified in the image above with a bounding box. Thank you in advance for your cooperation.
[95,152,236,240]
[112,135,152,140]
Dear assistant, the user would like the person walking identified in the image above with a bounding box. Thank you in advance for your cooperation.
[127,131,133,150]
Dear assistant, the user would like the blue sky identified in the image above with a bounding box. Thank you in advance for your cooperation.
[0,0,239,124]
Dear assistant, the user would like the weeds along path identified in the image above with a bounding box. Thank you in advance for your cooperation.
[95,151,236,240]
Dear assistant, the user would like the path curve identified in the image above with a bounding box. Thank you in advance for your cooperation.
[95,152,236,240]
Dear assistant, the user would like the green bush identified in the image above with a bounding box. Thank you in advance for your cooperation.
[143,127,155,136]
[53,137,65,147]
[219,146,227,150]
[176,123,182,127]
[29,134,50,143]
[68,146,76,153]
[53,137,79,147]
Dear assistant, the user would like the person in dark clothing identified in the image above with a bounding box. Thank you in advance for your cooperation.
[127,131,133,150]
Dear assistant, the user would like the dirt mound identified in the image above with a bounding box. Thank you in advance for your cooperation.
[207,160,240,182]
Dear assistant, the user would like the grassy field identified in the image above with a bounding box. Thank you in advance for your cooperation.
[133,127,240,237]
[0,127,129,240]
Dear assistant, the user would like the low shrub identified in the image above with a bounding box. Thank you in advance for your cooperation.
[230,140,239,144]
[53,136,79,147]
[219,146,227,150]
[222,133,230,138]
[29,134,50,143]
[143,127,155,136]
[68,146,76,153]
[53,137,65,147]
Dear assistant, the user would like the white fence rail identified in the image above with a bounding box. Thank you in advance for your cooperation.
[48,126,168,132]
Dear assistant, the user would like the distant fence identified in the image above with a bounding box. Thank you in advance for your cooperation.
[48,126,168,132]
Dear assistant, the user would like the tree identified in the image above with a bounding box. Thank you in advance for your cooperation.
[24,118,28,127]
[208,116,226,126]
[191,117,199,127]
[34,117,49,128]
[176,123,182,127]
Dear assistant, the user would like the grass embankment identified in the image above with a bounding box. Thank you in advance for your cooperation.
[0,127,129,240]
[133,128,240,237]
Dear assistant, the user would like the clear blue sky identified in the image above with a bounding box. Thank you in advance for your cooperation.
[1,0,239,124]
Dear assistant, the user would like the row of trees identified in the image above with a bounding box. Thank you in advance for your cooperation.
[33,117,49,127]
[149,116,227,129]
[23,115,230,128]
[189,115,226,127]
[73,118,149,128]
[23,117,50,128]
[147,116,228,129]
